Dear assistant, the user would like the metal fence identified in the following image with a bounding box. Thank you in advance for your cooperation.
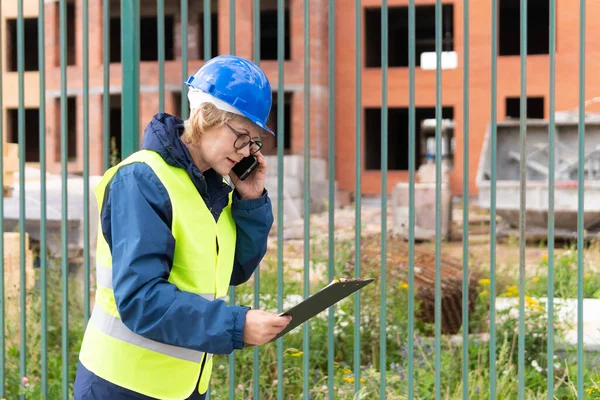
[0,0,594,399]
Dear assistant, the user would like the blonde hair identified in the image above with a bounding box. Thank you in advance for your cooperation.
[182,102,245,145]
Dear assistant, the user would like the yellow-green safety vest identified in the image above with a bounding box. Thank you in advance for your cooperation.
[78,149,237,400]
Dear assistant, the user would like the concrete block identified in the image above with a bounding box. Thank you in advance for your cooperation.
[308,180,331,213]
[264,155,328,181]
[271,197,304,223]
[265,176,304,199]
[263,155,333,218]
[392,181,453,240]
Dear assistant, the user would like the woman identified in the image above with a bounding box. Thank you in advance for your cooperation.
[74,55,291,399]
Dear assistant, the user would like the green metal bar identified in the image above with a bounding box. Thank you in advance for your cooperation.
[303,0,311,396]
[462,1,470,399]
[228,3,236,399]
[0,1,4,394]
[121,0,140,157]
[489,0,498,396]
[17,1,27,398]
[518,0,528,398]
[59,0,69,397]
[158,0,165,112]
[277,0,285,398]
[354,0,362,392]
[204,0,211,60]
[252,1,260,396]
[577,0,586,396]
[434,0,442,398]
[181,0,188,119]
[327,0,336,397]
[228,283,235,399]
[83,0,91,324]
[546,0,556,397]
[103,0,110,169]
[380,0,388,398]
[229,0,235,53]
[407,0,416,397]
[38,0,48,394]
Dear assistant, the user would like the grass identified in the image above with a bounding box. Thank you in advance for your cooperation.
[4,231,600,398]
[206,234,600,399]
[4,251,84,399]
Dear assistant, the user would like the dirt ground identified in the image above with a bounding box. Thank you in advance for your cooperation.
[267,202,597,286]
[262,201,600,338]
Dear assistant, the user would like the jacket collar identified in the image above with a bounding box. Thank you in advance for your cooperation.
[140,113,232,202]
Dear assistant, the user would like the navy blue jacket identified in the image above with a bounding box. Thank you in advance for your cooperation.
[74,113,273,399]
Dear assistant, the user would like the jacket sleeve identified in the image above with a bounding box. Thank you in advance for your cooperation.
[101,162,249,355]
[229,189,274,286]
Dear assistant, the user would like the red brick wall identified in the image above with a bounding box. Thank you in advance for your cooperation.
[42,0,330,179]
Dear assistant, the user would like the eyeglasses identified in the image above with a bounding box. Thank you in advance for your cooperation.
[225,123,263,155]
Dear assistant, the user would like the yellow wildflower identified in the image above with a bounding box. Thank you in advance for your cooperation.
[479,290,489,297]
[341,368,352,374]
[504,285,519,297]
[525,295,538,304]
[586,386,600,394]
[523,296,544,312]
[290,351,303,357]
[343,376,355,383]
[542,254,548,260]
[399,282,409,290]
[532,277,540,283]
[478,279,490,286]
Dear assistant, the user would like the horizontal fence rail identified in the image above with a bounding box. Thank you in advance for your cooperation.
[0,0,595,398]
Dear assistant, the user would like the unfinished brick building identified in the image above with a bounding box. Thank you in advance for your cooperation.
[39,0,328,177]
[3,0,600,197]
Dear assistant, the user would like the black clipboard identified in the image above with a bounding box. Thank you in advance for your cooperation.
[269,277,374,342]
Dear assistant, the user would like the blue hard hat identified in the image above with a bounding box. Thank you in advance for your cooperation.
[186,55,274,136]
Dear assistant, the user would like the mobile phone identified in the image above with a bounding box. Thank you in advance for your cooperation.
[232,155,259,181]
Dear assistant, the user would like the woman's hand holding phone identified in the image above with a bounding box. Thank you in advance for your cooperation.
[229,152,267,200]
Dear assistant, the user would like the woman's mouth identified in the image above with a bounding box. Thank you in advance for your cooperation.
[226,157,236,166]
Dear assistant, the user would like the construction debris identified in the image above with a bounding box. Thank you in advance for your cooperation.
[267,202,480,335]
[358,232,481,335]
[476,116,600,239]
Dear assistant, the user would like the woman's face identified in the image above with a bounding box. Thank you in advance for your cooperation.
[193,119,262,176]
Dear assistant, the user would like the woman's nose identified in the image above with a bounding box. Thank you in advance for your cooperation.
[237,145,251,158]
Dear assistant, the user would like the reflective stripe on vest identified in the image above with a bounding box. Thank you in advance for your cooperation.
[96,264,223,300]
[89,304,210,363]
[78,149,237,400]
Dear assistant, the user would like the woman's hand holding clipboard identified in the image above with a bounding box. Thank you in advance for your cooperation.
[268,277,375,342]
